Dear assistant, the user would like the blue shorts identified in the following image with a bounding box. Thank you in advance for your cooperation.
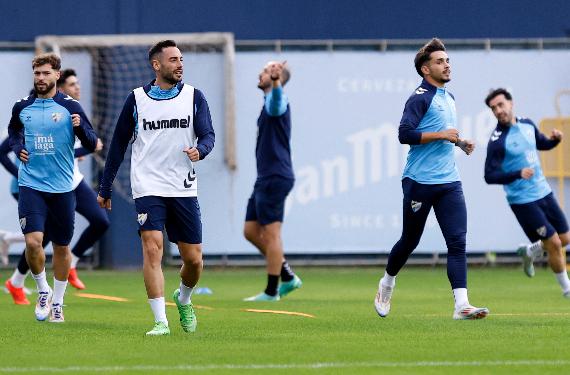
[18,186,75,246]
[510,192,569,242]
[245,176,294,225]
[134,196,202,244]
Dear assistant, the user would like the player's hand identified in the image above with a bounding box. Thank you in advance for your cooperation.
[269,61,285,82]
[456,139,475,155]
[19,149,29,162]
[95,138,104,152]
[520,167,534,179]
[183,147,200,162]
[551,129,563,141]
[71,114,81,127]
[440,128,459,143]
[97,194,112,210]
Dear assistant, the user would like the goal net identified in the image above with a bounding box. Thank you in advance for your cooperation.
[35,33,237,201]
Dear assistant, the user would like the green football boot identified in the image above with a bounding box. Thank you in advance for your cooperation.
[278,275,303,298]
[173,289,197,333]
[145,321,170,336]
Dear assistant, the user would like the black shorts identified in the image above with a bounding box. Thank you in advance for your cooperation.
[245,176,294,225]
[18,186,75,246]
[134,196,202,244]
[510,192,569,242]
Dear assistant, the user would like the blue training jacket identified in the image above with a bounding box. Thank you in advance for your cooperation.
[484,117,558,204]
[8,91,98,193]
[398,79,460,184]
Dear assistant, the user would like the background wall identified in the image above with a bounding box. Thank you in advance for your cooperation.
[1,0,569,42]
[1,49,568,258]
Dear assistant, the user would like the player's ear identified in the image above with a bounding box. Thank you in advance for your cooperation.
[421,64,430,77]
[151,59,160,72]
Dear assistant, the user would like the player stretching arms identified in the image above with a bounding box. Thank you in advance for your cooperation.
[484,88,570,296]
[374,38,489,320]
[8,53,98,322]
[98,40,215,336]
[243,61,301,301]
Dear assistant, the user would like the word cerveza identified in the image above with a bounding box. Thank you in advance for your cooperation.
[142,116,191,130]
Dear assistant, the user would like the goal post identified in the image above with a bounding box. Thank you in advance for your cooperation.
[35,33,237,268]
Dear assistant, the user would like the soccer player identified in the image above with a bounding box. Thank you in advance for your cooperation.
[242,61,301,301]
[2,70,108,305]
[98,40,215,336]
[374,38,489,320]
[484,88,570,295]
[8,53,98,322]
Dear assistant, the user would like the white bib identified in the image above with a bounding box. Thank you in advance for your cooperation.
[131,84,197,198]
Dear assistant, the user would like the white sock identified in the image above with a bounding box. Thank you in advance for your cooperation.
[10,269,28,288]
[53,278,68,305]
[178,282,194,305]
[381,271,396,287]
[70,254,80,269]
[554,271,570,293]
[148,297,168,325]
[31,270,50,293]
[4,232,25,243]
[527,241,543,258]
[452,288,469,310]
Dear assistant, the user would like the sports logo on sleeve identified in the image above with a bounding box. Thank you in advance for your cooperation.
[415,87,427,95]
[411,200,422,213]
[137,213,148,226]
[536,226,547,237]
[490,130,502,141]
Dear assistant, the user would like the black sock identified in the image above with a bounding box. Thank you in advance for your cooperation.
[264,274,279,296]
[280,261,295,282]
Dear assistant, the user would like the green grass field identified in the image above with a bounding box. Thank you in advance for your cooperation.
[1,266,570,374]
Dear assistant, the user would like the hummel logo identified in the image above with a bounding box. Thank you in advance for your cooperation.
[490,130,502,141]
[415,88,428,95]
[411,200,422,213]
[184,168,196,188]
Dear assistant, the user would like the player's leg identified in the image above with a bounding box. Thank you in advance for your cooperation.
[47,190,76,323]
[244,177,298,301]
[244,189,265,253]
[510,198,554,278]
[538,193,570,295]
[19,187,52,321]
[433,182,488,320]
[375,178,433,317]
[136,196,169,335]
[5,250,31,305]
[68,180,110,289]
[166,196,202,333]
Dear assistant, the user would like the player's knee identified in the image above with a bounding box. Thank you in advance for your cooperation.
[25,237,43,252]
[243,225,259,243]
[93,214,110,233]
[544,235,562,251]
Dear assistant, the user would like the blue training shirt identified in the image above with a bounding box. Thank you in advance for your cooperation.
[398,79,459,184]
[484,117,557,204]
[8,91,98,193]
[256,86,294,180]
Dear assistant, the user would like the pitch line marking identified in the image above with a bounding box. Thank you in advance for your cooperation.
[165,302,214,310]
[409,312,570,318]
[1,360,569,372]
[74,293,130,302]
[242,308,315,318]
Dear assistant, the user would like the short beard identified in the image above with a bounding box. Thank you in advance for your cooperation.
[34,81,55,95]
[160,71,181,86]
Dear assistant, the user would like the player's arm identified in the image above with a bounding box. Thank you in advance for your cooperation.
[264,87,288,117]
[71,107,98,152]
[534,123,561,150]
[187,89,215,161]
[97,93,137,209]
[0,137,18,178]
[7,103,28,162]
[398,95,459,145]
[75,139,103,158]
[484,140,525,184]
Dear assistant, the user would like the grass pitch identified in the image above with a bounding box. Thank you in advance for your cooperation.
[1,266,569,374]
